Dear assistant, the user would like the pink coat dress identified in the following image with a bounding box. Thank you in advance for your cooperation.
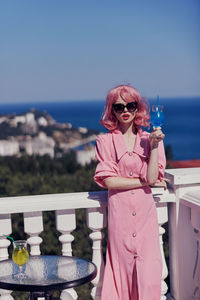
[94,129,166,300]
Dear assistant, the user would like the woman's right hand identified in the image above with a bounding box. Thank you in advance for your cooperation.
[149,127,165,149]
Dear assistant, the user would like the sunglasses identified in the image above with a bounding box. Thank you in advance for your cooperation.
[112,102,138,114]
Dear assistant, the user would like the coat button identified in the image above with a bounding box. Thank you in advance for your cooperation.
[132,211,136,216]
[132,233,136,237]
[131,190,134,194]
[129,171,133,176]
[129,152,133,156]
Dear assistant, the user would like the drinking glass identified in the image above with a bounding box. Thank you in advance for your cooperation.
[151,105,165,128]
[12,240,29,278]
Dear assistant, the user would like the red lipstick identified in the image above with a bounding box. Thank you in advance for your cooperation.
[122,114,130,120]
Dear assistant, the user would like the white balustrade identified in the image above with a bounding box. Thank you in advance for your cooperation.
[24,211,43,255]
[87,206,107,300]
[165,167,200,300]
[56,209,77,300]
[153,188,175,300]
[0,168,200,299]
[157,202,169,299]
[0,190,172,300]
[0,214,14,300]
[56,209,76,256]
[192,226,200,299]
[182,190,200,300]
[0,214,12,261]
[0,291,14,300]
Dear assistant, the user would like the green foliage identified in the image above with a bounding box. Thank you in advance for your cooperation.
[0,153,101,197]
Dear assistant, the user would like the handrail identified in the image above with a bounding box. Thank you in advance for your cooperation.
[0,188,175,214]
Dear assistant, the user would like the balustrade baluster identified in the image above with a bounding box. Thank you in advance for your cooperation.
[157,203,169,300]
[0,214,14,300]
[56,209,77,300]
[0,214,12,260]
[24,211,43,256]
[87,206,107,300]
[0,291,14,300]
[191,208,200,299]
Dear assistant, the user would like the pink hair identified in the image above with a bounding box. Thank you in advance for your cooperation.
[100,85,150,131]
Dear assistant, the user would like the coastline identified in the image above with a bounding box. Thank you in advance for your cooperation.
[0,98,199,161]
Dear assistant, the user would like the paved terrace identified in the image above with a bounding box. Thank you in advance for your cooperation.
[0,167,200,300]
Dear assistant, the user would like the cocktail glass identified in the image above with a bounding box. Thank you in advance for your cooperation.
[151,105,165,128]
[12,240,29,279]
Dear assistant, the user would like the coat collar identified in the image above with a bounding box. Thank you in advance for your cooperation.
[112,129,149,161]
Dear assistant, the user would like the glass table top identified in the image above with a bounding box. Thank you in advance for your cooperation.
[0,255,97,292]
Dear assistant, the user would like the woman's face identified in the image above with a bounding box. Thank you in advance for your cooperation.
[112,97,137,126]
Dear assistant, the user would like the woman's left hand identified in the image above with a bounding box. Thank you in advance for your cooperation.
[151,178,169,190]
[149,127,165,149]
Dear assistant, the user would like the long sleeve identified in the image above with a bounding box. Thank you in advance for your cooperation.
[140,139,166,183]
[94,135,120,188]
[157,140,166,182]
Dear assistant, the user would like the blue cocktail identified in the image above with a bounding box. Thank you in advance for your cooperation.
[151,105,165,128]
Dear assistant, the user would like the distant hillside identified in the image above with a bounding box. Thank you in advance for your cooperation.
[0,110,98,161]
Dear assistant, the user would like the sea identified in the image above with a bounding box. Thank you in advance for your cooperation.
[0,97,199,161]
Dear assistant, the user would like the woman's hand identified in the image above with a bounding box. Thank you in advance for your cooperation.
[150,178,169,190]
[149,127,165,149]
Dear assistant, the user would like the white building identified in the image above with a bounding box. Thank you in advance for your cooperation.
[0,116,9,124]
[0,139,19,156]
[10,116,26,127]
[28,132,55,158]
[78,127,88,134]
[38,116,48,127]
[25,113,35,124]
[76,145,96,166]
[17,132,55,158]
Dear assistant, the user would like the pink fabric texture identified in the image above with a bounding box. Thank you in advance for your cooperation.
[94,130,166,300]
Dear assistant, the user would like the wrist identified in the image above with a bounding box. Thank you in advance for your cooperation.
[150,142,159,150]
[139,178,149,187]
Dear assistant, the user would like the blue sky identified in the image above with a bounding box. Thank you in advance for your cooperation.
[0,0,199,102]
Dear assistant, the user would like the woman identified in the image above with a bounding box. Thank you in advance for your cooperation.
[94,85,166,300]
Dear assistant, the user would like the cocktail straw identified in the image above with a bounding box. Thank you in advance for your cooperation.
[2,234,17,247]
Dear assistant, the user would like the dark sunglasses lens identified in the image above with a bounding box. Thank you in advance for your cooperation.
[113,104,124,113]
[113,102,137,113]
[127,102,137,112]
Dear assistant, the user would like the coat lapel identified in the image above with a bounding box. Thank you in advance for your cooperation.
[112,131,127,161]
[133,130,150,158]
[112,130,150,161]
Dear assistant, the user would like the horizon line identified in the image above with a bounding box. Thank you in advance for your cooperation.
[0,95,200,104]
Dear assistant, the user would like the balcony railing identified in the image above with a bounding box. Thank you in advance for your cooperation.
[0,167,200,300]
